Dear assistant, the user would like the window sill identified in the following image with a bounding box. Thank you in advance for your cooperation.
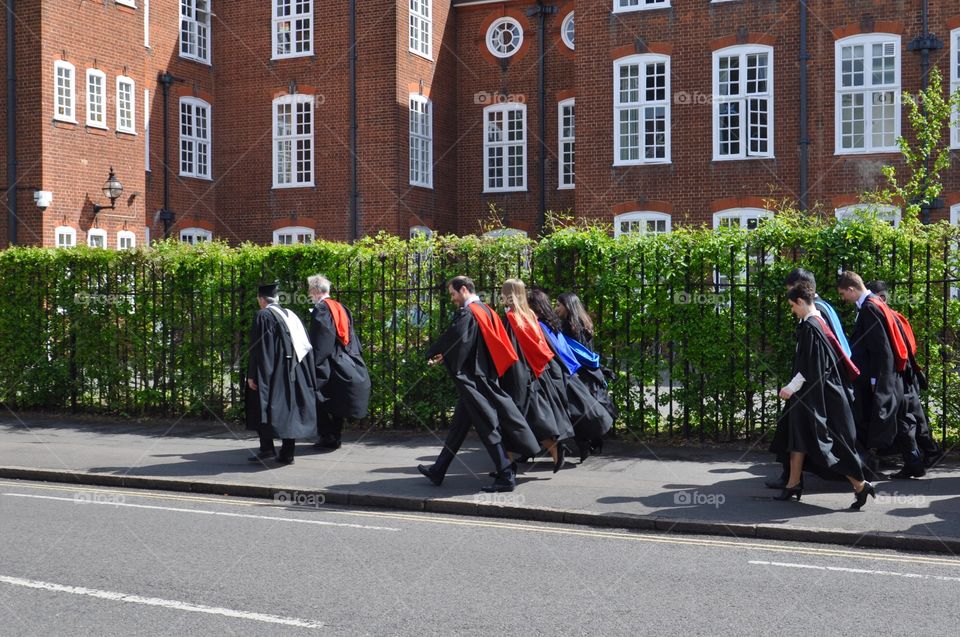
[53,118,78,128]
[483,188,528,194]
[612,160,671,167]
[180,172,213,181]
[612,4,671,14]
[711,155,776,162]
[273,183,315,190]
[557,184,575,191]
[833,149,900,157]
[116,130,138,138]
[272,52,315,61]
[408,49,433,63]
[85,125,109,135]
[409,182,434,190]
[179,53,212,66]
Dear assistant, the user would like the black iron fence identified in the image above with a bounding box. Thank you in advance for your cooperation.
[0,227,956,442]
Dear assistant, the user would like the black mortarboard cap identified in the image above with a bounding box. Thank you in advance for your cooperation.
[257,281,279,297]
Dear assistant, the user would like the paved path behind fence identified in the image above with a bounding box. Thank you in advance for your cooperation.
[0,415,957,554]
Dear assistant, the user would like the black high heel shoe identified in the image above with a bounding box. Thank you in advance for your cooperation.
[553,444,567,473]
[773,483,803,501]
[850,481,876,510]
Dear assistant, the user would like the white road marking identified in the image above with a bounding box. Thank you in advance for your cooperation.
[2,493,399,532]
[0,575,323,628]
[749,560,960,582]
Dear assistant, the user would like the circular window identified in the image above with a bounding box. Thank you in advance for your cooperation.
[562,12,574,50]
[487,18,524,58]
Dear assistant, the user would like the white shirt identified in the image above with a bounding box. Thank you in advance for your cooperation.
[855,290,871,309]
[463,294,481,307]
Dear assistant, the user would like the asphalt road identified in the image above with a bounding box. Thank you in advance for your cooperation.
[0,479,957,636]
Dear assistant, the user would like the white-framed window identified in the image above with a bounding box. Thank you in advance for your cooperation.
[409,225,433,239]
[614,212,672,236]
[87,228,107,248]
[116,76,135,133]
[273,226,315,245]
[409,0,432,59]
[483,228,528,238]
[713,45,774,160]
[273,94,314,188]
[180,228,212,244]
[713,207,773,230]
[558,98,575,189]
[117,230,136,250]
[561,12,574,50]
[273,0,313,59]
[180,97,212,179]
[950,204,960,299]
[144,89,151,171]
[116,0,137,7]
[836,34,900,154]
[54,61,76,123]
[484,103,526,192]
[486,17,523,59]
[55,226,76,248]
[409,94,433,188]
[951,28,959,149]
[86,69,107,129]
[144,0,150,48]
[180,0,211,64]
[613,0,670,13]
[834,203,901,227]
[614,54,670,165]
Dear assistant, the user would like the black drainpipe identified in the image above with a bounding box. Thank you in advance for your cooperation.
[349,0,359,241]
[529,1,556,234]
[908,0,943,224]
[157,72,179,239]
[6,0,17,245]
[798,1,809,212]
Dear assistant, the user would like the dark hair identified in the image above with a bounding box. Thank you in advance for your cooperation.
[836,270,865,292]
[447,276,475,294]
[787,281,816,304]
[557,292,594,341]
[784,268,816,290]
[865,280,888,298]
[527,288,562,333]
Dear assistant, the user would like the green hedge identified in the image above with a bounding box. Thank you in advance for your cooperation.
[0,216,957,443]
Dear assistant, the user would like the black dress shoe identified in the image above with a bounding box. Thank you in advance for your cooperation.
[275,456,295,466]
[417,464,443,486]
[553,444,567,473]
[773,484,803,501]
[248,450,276,462]
[891,464,926,479]
[850,481,877,510]
[480,478,516,493]
[313,436,341,450]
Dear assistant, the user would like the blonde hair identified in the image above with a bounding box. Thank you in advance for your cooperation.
[501,279,537,328]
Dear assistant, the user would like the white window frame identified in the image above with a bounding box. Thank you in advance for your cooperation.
[712,207,773,230]
[614,212,672,237]
[483,228,528,238]
[713,45,774,160]
[613,0,670,13]
[483,103,527,193]
[950,204,960,299]
[180,227,212,244]
[144,0,150,48]
[835,34,901,155]
[86,69,107,129]
[179,97,212,180]
[614,54,671,166]
[561,12,574,51]
[273,0,314,59]
[87,228,107,248]
[116,76,136,134]
[409,225,433,239]
[117,230,136,250]
[558,98,575,189]
[116,0,137,7]
[54,61,77,123]
[409,0,432,60]
[180,0,211,65]
[834,203,901,227]
[951,28,960,150]
[55,226,76,248]
[145,89,151,171]
[273,94,315,188]
[486,17,524,59]
[409,94,433,188]
[273,226,315,245]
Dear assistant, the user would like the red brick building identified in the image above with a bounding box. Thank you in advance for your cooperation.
[2,1,959,248]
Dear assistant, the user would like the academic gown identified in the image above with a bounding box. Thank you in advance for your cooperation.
[244,306,318,440]
[562,327,618,422]
[427,303,541,457]
[773,316,864,481]
[310,300,371,420]
[541,322,613,440]
[500,317,575,443]
[849,297,904,449]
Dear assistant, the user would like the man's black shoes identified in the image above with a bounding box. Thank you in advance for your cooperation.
[248,450,276,462]
[481,477,516,493]
[417,464,444,486]
[891,464,926,479]
[313,435,342,450]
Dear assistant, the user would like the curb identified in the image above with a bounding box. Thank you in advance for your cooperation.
[2,466,958,556]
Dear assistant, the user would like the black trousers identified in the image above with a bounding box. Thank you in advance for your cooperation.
[431,403,512,479]
[258,426,295,459]
[316,406,345,440]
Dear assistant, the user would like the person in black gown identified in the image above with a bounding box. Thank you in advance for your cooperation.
[774,281,875,509]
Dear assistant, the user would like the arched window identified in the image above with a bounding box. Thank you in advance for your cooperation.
[273,226,315,245]
[834,203,901,227]
[180,228,213,244]
[614,211,671,236]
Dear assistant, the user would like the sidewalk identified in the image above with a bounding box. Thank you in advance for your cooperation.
[1,414,958,554]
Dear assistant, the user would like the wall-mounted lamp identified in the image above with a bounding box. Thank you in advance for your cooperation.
[92,167,124,214]
[33,190,52,211]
